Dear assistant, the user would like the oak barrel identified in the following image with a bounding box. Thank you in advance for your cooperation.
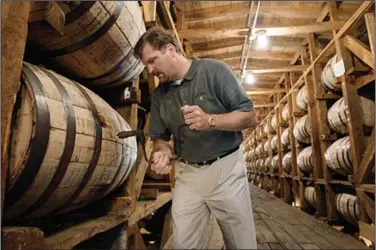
[297,146,313,174]
[282,104,289,122]
[264,156,272,173]
[335,193,360,226]
[321,55,342,93]
[271,114,278,133]
[27,1,145,88]
[271,155,279,173]
[281,128,290,149]
[325,136,353,176]
[327,97,375,134]
[282,151,292,174]
[304,187,317,209]
[5,62,137,220]
[296,85,308,111]
[271,135,278,152]
[293,115,311,144]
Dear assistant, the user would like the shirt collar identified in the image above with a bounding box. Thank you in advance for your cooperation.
[183,57,199,81]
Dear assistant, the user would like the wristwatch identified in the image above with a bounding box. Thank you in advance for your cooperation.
[208,115,216,128]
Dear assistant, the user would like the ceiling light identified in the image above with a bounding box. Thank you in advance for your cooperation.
[255,30,268,49]
[246,72,256,84]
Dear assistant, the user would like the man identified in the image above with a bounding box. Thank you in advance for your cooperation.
[134,27,259,249]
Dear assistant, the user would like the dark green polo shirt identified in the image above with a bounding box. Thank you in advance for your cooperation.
[150,57,254,163]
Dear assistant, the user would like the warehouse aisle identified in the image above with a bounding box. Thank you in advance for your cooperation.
[206,184,368,249]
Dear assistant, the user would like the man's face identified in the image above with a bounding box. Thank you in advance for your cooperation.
[140,43,176,83]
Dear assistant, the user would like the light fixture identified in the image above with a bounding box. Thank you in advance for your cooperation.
[256,30,268,49]
[246,72,256,84]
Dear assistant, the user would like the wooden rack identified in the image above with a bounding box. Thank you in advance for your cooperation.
[1,1,183,250]
[246,1,375,245]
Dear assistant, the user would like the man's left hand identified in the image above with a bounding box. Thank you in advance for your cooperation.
[181,105,210,130]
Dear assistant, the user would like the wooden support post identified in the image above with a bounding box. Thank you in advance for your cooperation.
[287,73,300,207]
[357,128,375,184]
[1,1,31,217]
[28,2,65,34]
[2,227,43,250]
[160,208,173,250]
[364,13,375,55]
[142,1,157,27]
[306,34,327,217]
[125,79,140,212]
[357,191,374,224]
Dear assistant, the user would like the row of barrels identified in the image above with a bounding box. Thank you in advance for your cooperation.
[244,91,374,152]
[5,62,137,221]
[245,134,373,177]
[304,187,360,226]
[248,174,280,192]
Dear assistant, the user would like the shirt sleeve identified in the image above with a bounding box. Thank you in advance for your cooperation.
[149,90,171,141]
[213,60,255,112]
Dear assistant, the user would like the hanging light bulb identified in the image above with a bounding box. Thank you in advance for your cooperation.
[246,72,256,84]
[257,34,268,49]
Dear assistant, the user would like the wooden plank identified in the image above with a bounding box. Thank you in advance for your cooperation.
[158,1,185,56]
[260,214,302,249]
[254,103,275,108]
[356,72,375,89]
[142,1,157,27]
[300,243,320,249]
[357,128,375,184]
[44,216,127,250]
[357,191,375,224]
[2,227,43,250]
[364,13,375,55]
[343,35,374,69]
[247,89,287,95]
[254,21,345,37]
[128,192,172,226]
[258,243,271,249]
[359,221,375,243]
[358,184,375,194]
[249,65,308,74]
[180,28,248,39]
[28,2,65,34]
[268,242,284,249]
[1,1,30,216]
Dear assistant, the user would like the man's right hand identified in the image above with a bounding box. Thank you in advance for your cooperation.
[151,151,172,175]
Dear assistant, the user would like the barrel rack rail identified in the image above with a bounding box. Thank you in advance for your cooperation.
[244,1,375,246]
[1,2,181,250]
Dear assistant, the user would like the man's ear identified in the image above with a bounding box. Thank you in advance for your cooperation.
[167,43,177,54]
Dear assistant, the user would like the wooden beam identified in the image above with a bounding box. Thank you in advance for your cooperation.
[364,13,375,55]
[253,103,275,108]
[250,65,308,74]
[343,35,374,69]
[359,222,375,244]
[247,89,287,95]
[157,2,185,56]
[180,28,248,39]
[2,227,44,250]
[28,2,65,34]
[142,1,157,27]
[357,128,375,184]
[1,1,31,216]
[357,191,375,224]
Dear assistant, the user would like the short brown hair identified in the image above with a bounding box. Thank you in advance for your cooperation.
[134,26,181,59]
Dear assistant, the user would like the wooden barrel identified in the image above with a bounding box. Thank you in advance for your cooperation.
[256,127,263,141]
[263,123,269,138]
[293,115,311,144]
[271,135,278,152]
[263,140,271,154]
[335,193,360,226]
[27,1,145,88]
[5,62,137,220]
[271,155,279,173]
[304,187,317,209]
[282,151,292,174]
[327,97,375,134]
[282,104,289,122]
[263,175,271,190]
[297,146,314,174]
[281,128,290,149]
[264,156,272,172]
[296,85,308,111]
[271,114,278,133]
[256,143,265,158]
[321,55,342,93]
[325,136,353,176]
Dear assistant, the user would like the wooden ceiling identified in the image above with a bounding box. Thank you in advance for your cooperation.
[170,1,363,116]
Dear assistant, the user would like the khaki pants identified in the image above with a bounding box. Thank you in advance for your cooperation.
[172,149,257,249]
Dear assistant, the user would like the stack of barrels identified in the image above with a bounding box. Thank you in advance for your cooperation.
[4,1,146,221]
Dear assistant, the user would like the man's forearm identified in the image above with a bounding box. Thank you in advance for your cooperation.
[212,111,259,131]
[153,139,173,156]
